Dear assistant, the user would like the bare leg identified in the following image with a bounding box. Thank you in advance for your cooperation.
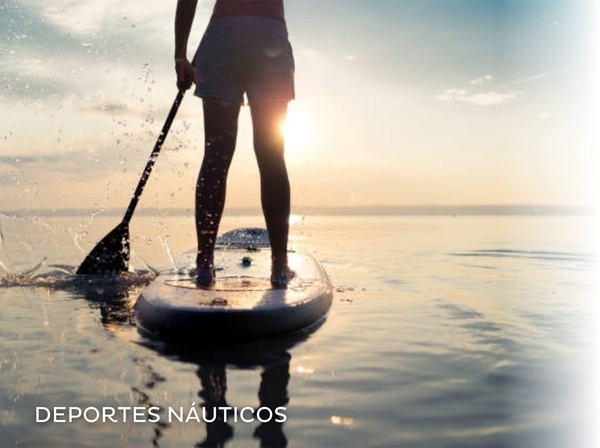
[250,101,294,285]
[195,98,241,285]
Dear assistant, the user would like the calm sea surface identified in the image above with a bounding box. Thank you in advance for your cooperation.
[0,213,597,447]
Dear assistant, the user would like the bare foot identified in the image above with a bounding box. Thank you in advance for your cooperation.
[270,266,296,289]
[195,264,215,288]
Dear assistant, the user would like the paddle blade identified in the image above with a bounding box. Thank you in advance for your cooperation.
[76,222,130,275]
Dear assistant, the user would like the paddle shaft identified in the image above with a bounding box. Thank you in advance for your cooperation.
[123,89,186,224]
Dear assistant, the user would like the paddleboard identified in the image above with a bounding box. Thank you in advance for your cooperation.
[134,228,333,342]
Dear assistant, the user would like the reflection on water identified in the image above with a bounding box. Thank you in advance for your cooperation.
[451,248,593,264]
[138,343,293,448]
[76,277,320,448]
[0,215,596,447]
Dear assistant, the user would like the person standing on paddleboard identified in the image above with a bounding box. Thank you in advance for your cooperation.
[174,0,296,287]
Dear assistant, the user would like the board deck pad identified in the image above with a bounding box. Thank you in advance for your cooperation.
[164,277,276,291]
[134,228,333,342]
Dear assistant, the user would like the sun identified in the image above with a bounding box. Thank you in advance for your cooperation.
[280,103,312,150]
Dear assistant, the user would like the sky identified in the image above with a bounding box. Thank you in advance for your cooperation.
[0,0,598,212]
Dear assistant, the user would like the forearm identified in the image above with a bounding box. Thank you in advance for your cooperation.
[175,0,198,60]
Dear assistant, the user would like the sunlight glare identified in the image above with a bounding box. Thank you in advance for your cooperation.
[281,103,312,150]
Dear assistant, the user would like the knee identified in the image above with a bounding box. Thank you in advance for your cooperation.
[254,128,284,151]
[254,134,286,168]
[206,130,237,153]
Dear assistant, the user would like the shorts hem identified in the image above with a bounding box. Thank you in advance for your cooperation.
[194,90,243,104]
[246,96,295,105]
[194,90,294,105]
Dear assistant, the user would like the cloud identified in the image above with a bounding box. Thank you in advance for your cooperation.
[1,1,187,132]
[470,74,493,86]
[438,88,467,99]
[18,0,173,36]
[0,63,72,100]
[510,65,582,85]
[438,89,521,106]
[1,146,134,182]
[1,1,177,78]
[438,74,521,106]
[466,91,521,106]
[84,102,129,115]
[0,156,49,166]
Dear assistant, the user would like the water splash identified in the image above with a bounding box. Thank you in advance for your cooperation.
[0,266,156,289]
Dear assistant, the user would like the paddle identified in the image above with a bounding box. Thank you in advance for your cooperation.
[77,89,186,275]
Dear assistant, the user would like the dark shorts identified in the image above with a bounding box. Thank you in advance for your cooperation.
[194,16,295,104]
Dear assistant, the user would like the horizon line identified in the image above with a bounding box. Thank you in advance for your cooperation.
[1,204,595,218]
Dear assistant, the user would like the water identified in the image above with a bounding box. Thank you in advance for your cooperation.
[0,213,597,447]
